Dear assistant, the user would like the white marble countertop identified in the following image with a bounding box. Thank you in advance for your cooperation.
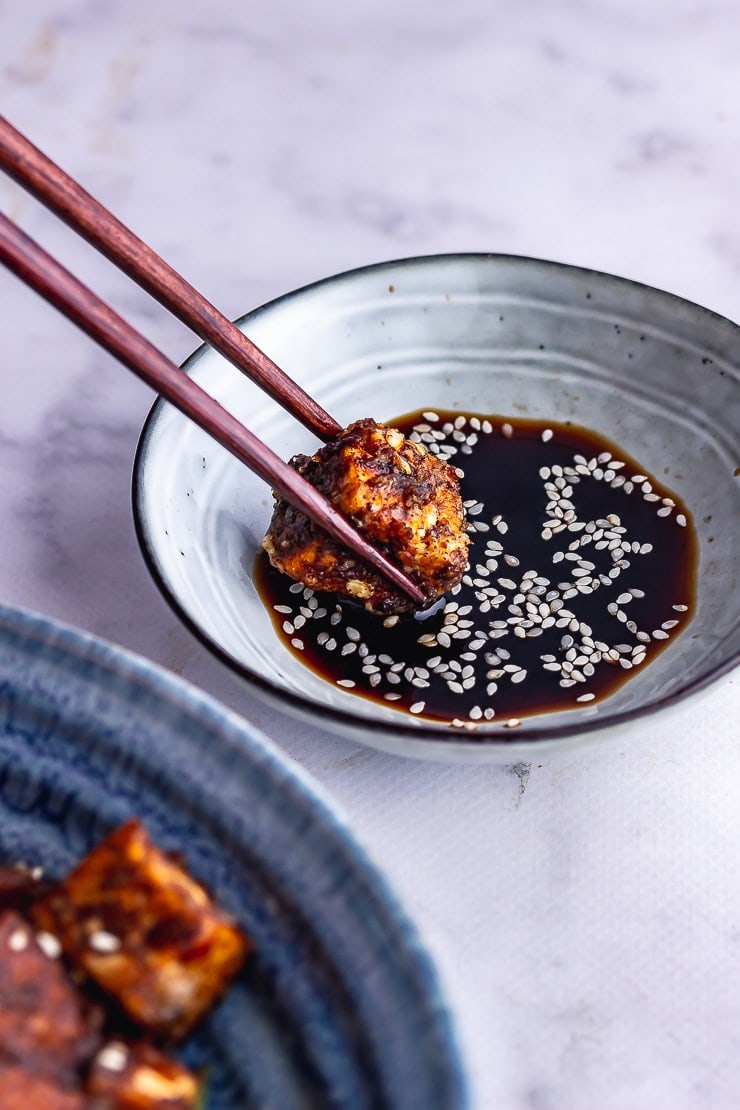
[1,3,739,1107]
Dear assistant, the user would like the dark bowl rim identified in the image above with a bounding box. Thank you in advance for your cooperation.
[131,251,740,752]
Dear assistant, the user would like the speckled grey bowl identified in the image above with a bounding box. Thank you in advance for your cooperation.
[133,254,740,761]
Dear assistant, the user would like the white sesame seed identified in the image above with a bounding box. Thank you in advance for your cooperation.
[36,931,62,959]
[7,928,29,952]
[96,1043,129,1073]
[89,930,121,954]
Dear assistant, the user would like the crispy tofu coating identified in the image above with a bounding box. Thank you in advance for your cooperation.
[87,1040,199,1109]
[0,910,102,1087]
[30,820,251,1039]
[0,1066,88,1109]
[262,418,470,613]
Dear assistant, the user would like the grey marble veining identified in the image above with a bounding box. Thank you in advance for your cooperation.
[1,2,739,1107]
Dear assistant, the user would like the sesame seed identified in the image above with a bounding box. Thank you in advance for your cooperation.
[89,930,121,954]
[96,1043,129,1073]
[7,928,29,952]
[36,931,62,959]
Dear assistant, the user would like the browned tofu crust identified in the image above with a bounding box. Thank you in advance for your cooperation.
[0,1066,88,1109]
[0,910,102,1086]
[30,820,251,1038]
[262,418,470,613]
[86,1039,200,1109]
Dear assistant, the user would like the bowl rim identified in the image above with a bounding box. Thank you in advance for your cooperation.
[132,251,740,752]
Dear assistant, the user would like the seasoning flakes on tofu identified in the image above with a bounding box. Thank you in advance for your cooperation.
[30,819,252,1038]
[0,820,253,1108]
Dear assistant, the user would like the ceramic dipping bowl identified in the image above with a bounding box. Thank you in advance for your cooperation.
[133,254,740,762]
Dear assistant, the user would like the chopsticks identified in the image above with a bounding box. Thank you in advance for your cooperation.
[0,115,341,443]
[0,213,425,607]
[0,132,427,608]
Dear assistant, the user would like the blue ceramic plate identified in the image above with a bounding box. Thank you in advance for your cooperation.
[0,604,465,1109]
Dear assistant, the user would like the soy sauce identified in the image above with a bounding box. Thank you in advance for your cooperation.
[254,411,697,730]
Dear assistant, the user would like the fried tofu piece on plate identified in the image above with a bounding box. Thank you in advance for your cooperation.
[30,820,251,1038]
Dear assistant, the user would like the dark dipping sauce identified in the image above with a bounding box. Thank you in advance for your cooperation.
[254,411,698,731]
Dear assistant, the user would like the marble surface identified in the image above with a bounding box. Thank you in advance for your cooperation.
[1,3,739,1107]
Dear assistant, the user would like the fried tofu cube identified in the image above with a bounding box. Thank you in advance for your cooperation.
[262,418,470,613]
[30,820,251,1038]
[0,910,102,1086]
[86,1039,200,1109]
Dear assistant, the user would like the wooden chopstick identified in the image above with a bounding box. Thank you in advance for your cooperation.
[0,213,427,608]
[0,114,342,443]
